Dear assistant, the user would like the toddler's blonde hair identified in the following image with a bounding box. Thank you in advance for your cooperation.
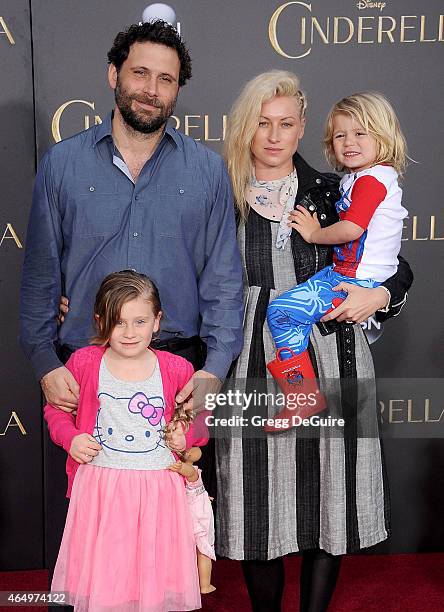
[324,91,407,176]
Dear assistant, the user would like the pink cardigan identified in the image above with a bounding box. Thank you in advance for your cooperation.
[44,345,208,497]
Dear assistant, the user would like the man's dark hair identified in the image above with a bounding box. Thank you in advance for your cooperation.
[107,20,192,87]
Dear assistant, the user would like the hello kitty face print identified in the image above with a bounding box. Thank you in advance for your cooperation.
[92,359,175,470]
[94,392,166,454]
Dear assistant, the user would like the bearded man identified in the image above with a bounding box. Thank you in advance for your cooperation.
[20,20,243,580]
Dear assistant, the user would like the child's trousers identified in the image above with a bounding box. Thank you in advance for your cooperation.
[267,265,379,356]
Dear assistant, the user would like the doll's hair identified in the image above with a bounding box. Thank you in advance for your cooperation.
[91,270,161,345]
[169,402,193,432]
[224,70,306,222]
[324,91,407,176]
[163,402,194,460]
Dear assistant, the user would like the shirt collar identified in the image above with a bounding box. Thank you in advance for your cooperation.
[92,110,180,149]
[92,112,113,146]
[164,123,181,148]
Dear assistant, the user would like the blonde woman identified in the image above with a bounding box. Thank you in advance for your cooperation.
[216,72,413,611]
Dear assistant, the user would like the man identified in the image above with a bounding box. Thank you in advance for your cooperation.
[21,20,242,400]
[20,20,243,579]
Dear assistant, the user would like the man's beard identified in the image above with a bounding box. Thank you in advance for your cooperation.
[115,80,177,134]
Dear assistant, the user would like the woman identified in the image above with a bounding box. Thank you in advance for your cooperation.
[215,71,412,611]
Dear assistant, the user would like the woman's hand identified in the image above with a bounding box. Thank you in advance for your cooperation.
[168,460,198,481]
[69,433,102,464]
[288,206,321,244]
[58,296,69,324]
[321,284,389,324]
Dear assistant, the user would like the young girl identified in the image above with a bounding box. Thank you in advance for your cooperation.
[44,270,207,611]
[266,91,408,428]
[165,412,216,595]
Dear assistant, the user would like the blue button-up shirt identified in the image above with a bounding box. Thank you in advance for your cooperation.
[20,113,243,380]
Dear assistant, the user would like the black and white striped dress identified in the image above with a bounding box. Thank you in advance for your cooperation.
[215,156,390,561]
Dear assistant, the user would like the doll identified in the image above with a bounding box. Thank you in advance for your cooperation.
[166,410,216,594]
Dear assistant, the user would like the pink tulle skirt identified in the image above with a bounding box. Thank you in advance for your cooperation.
[52,465,201,612]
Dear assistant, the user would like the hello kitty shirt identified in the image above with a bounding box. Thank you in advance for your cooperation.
[92,359,174,470]
[44,345,208,497]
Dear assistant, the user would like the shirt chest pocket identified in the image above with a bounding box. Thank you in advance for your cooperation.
[70,178,120,237]
[155,184,206,238]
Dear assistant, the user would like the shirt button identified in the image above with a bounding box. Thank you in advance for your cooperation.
[89,186,95,192]
[320,214,327,220]
[133,232,138,237]
[179,189,185,194]
[326,191,330,196]
[346,359,351,365]
[135,195,139,200]
[316,178,322,184]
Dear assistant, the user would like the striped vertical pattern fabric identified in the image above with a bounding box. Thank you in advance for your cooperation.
[216,180,389,561]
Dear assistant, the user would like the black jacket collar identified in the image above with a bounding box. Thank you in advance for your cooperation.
[293,152,339,201]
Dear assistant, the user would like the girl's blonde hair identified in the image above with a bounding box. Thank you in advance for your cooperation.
[223,70,307,222]
[324,91,407,176]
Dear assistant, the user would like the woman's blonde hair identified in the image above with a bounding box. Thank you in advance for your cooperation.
[223,70,306,221]
[324,91,407,176]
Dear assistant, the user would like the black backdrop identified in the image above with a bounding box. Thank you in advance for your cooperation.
[0,0,443,569]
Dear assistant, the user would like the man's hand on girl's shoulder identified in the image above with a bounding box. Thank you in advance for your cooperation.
[41,366,80,412]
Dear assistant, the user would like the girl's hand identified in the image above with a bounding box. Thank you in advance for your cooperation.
[168,460,198,481]
[321,284,389,324]
[69,433,102,464]
[288,206,321,244]
[164,422,186,452]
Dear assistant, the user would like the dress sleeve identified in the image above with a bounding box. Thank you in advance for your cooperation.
[185,467,204,490]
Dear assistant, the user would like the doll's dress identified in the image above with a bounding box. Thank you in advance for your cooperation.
[186,467,216,560]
